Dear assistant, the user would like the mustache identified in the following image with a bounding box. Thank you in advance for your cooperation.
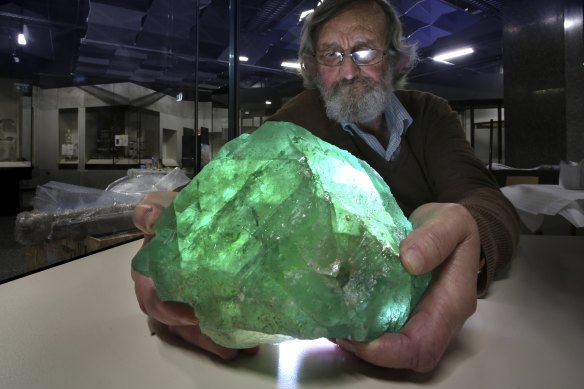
[330,76,375,90]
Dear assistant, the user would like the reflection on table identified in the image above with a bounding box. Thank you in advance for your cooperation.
[1,235,583,388]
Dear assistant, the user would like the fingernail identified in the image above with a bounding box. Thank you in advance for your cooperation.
[179,318,199,326]
[404,248,424,274]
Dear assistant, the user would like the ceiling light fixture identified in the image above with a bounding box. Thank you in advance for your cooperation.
[299,1,322,21]
[564,19,575,29]
[17,33,27,46]
[432,47,474,63]
[265,100,272,106]
[281,61,300,69]
[239,56,249,62]
[299,10,314,21]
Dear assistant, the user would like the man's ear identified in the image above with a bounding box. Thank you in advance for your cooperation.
[301,56,318,82]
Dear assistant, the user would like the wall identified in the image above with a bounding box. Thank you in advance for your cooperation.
[503,0,584,167]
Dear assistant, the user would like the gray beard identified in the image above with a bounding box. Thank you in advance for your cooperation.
[316,70,393,125]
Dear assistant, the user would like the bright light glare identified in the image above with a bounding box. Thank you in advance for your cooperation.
[299,1,323,21]
[299,9,314,21]
[432,47,474,62]
[239,56,249,62]
[277,338,337,388]
[281,61,301,69]
[17,33,27,46]
[265,100,272,105]
[564,19,575,29]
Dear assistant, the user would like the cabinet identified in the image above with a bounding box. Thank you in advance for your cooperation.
[85,106,159,168]
[450,99,504,167]
[59,108,79,165]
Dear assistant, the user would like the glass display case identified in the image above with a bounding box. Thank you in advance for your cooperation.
[85,106,159,168]
[451,99,505,166]
[58,108,79,166]
[0,79,32,216]
[162,128,178,167]
[0,79,32,167]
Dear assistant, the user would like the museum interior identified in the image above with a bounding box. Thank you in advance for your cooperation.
[1,0,583,282]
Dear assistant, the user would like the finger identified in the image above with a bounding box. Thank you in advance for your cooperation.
[400,203,479,275]
[240,346,261,355]
[169,325,242,360]
[338,235,479,372]
[132,270,198,326]
[133,192,178,234]
[337,291,473,372]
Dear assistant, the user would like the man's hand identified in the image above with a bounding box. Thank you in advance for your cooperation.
[131,192,258,360]
[337,202,481,372]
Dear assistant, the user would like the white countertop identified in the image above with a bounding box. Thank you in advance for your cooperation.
[1,235,583,388]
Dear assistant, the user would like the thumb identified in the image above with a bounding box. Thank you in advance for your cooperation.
[400,203,478,275]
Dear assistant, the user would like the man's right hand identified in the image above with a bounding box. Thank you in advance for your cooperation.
[131,192,258,359]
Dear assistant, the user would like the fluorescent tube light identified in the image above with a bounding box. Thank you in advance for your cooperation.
[432,47,474,62]
[281,61,301,69]
[239,56,249,62]
[17,33,27,46]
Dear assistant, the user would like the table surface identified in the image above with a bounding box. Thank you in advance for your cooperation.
[1,235,583,389]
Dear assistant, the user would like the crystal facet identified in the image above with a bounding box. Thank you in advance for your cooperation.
[132,121,431,348]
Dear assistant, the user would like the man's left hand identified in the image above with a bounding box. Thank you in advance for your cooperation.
[336,202,481,372]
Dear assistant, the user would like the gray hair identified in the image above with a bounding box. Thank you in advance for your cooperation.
[298,0,418,90]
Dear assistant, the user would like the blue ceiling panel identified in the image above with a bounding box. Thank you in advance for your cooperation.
[403,0,458,25]
[401,15,431,39]
[408,25,452,48]
[433,11,479,33]
[0,0,505,98]
[87,3,143,30]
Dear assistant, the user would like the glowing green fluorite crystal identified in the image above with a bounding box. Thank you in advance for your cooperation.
[132,121,431,348]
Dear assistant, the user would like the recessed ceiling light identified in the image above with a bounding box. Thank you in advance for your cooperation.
[17,33,27,46]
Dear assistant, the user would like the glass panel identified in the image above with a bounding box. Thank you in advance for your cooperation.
[452,101,505,166]
[85,103,160,168]
[58,108,79,165]
[0,79,32,166]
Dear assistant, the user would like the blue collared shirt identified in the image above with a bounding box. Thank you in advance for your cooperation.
[342,93,412,161]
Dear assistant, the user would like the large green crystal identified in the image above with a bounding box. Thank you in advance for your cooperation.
[132,121,431,348]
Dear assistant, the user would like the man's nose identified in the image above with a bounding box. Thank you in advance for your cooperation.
[338,57,359,80]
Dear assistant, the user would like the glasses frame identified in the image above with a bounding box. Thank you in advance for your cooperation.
[314,48,387,67]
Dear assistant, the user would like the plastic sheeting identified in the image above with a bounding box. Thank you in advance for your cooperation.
[15,168,190,246]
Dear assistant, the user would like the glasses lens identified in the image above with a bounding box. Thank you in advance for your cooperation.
[352,49,381,65]
[317,51,343,66]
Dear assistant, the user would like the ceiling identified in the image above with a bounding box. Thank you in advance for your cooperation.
[0,0,504,105]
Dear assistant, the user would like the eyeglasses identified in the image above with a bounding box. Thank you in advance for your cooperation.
[315,48,387,67]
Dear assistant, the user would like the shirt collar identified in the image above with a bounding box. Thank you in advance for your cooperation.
[341,93,413,137]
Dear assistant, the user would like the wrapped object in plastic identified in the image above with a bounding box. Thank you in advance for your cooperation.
[106,167,190,198]
[15,168,190,247]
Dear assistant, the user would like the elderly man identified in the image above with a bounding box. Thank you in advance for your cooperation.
[132,0,519,372]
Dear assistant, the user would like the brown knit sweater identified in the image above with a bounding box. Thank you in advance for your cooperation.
[268,88,520,295]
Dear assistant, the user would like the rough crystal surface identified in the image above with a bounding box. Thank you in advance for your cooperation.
[132,121,431,348]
